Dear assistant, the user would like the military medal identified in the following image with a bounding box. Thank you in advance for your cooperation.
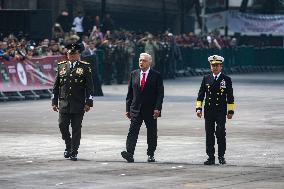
[76,68,84,75]
[220,79,226,88]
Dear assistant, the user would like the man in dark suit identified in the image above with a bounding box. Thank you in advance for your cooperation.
[196,55,234,165]
[52,43,94,161]
[121,53,164,163]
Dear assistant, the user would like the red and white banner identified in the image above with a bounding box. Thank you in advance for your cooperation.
[0,56,65,92]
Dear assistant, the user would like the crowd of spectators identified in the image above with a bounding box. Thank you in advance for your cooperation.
[0,31,237,59]
[0,10,281,83]
[1,9,283,61]
[0,10,239,62]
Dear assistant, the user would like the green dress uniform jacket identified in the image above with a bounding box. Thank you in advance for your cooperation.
[52,60,94,114]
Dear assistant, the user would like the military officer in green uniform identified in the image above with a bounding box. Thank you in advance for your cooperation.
[196,55,234,165]
[52,43,94,161]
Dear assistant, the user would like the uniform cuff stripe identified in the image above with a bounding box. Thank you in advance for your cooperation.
[227,103,235,111]
[196,101,202,108]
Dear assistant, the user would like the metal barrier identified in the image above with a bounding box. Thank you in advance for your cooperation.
[178,47,284,76]
[81,47,284,82]
[1,47,283,102]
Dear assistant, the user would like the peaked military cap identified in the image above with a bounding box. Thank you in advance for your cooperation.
[208,55,224,65]
[66,43,84,54]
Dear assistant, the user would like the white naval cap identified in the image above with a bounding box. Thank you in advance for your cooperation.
[208,55,224,64]
[168,33,173,36]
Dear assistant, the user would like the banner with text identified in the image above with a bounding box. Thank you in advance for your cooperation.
[0,56,65,92]
[228,11,284,35]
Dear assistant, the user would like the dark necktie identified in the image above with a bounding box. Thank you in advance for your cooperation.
[214,75,218,81]
[141,72,146,91]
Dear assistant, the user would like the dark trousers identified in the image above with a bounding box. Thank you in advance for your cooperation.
[126,111,157,156]
[204,111,226,158]
[59,113,84,154]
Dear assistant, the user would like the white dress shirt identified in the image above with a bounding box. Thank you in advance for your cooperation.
[213,72,221,80]
[140,68,150,85]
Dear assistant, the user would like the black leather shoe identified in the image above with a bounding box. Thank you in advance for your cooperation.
[121,151,134,163]
[204,157,215,165]
[147,156,155,162]
[64,149,71,158]
[218,157,226,164]
[70,154,77,161]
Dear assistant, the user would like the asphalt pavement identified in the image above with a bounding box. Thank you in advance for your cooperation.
[0,73,283,189]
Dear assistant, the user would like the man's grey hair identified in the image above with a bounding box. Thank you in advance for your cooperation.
[139,53,152,63]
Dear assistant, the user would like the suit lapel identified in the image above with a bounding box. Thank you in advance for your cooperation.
[217,73,224,88]
[218,73,224,82]
[143,69,153,91]
[137,69,141,87]
[209,74,215,86]
[134,70,141,93]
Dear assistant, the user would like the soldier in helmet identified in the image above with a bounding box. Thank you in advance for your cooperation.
[196,55,235,165]
[52,43,94,161]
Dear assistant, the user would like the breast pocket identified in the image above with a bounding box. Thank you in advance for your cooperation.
[73,74,85,85]
[59,86,66,98]
[59,77,67,86]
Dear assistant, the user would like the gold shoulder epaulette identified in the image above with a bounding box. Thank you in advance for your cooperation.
[80,61,90,65]
[58,61,67,64]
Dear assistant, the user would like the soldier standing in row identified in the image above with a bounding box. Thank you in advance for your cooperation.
[101,37,116,85]
[196,55,234,165]
[124,38,135,81]
[115,40,127,84]
[52,43,94,161]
